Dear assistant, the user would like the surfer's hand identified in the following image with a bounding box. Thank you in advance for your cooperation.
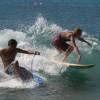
[34,51,40,55]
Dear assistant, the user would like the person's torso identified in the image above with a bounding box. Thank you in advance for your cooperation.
[0,49,17,68]
[52,32,72,44]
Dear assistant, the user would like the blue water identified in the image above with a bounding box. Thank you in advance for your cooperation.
[0,0,100,100]
[0,0,100,35]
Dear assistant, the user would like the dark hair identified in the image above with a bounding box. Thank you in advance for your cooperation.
[74,28,82,36]
[8,39,17,46]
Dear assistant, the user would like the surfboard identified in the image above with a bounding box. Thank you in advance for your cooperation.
[19,67,47,86]
[0,67,47,87]
[50,60,95,69]
[32,72,47,86]
[34,55,95,69]
[0,72,47,88]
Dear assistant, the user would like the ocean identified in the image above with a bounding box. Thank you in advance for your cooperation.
[0,0,100,100]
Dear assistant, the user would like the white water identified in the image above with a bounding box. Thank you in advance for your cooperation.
[0,16,99,88]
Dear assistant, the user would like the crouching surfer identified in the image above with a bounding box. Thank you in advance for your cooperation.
[52,28,92,62]
[0,39,40,79]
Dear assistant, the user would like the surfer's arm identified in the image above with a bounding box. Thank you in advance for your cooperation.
[78,37,92,47]
[17,48,40,55]
[71,36,81,62]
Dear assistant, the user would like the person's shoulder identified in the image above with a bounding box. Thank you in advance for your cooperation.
[60,31,73,34]
[60,31,73,37]
[0,48,7,55]
[0,48,7,52]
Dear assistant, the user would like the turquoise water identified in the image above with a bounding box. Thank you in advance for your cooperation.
[0,0,100,100]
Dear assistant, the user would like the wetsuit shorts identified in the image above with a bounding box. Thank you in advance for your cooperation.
[5,64,15,75]
[52,34,69,51]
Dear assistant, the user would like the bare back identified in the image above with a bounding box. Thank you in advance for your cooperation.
[60,32,74,40]
[0,48,17,68]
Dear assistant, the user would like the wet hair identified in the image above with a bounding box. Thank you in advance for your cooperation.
[8,39,17,46]
[74,28,82,36]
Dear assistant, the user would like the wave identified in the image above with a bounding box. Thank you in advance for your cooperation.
[0,16,100,88]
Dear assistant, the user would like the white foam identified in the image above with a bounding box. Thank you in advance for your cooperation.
[0,16,99,88]
[0,29,26,48]
[0,77,36,89]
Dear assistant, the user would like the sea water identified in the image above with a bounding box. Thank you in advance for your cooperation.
[0,0,100,100]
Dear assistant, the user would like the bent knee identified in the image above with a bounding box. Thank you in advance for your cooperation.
[68,46,74,51]
[15,61,19,66]
[13,61,19,68]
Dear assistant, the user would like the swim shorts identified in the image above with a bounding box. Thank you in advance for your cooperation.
[52,34,69,51]
[5,64,15,75]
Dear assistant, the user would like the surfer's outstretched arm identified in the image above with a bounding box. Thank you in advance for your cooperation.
[78,37,92,47]
[17,48,40,55]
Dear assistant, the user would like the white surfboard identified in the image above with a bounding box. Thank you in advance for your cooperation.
[35,55,95,69]
[50,59,95,69]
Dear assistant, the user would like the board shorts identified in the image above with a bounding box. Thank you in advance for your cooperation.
[5,64,15,75]
[5,61,17,75]
[5,65,33,81]
[52,35,69,51]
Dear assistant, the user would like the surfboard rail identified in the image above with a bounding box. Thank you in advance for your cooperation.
[50,59,95,69]
[35,55,95,69]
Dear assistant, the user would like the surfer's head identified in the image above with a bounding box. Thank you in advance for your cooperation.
[74,28,82,37]
[8,39,17,49]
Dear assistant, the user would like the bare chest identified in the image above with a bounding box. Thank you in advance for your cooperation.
[1,51,17,62]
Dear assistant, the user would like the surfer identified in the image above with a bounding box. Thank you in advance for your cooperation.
[52,28,92,62]
[0,39,40,77]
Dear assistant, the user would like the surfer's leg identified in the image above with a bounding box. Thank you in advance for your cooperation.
[13,61,20,77]
[63,46,74,61]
